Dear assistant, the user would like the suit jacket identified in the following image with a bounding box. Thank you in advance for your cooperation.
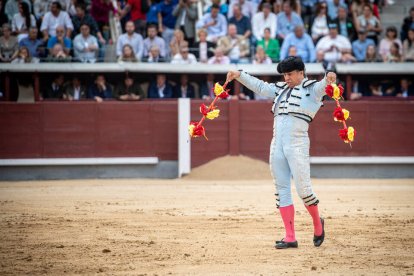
[87,83,113,99]
[173,83,195,98]
[65,85,87,100]
[114,82,144,98]
[217,35,250,57]
[148,82,174,98]
[191,41,216,60]
[43,83,65,99]
[172,3,197,39]
[200,81,215,98]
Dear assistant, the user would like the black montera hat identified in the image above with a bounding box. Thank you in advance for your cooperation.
[277,56,305,74]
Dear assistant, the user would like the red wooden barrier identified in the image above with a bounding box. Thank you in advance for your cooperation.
[1,100,414,170]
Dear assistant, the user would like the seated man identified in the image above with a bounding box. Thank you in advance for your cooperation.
[87,74,113,102]
[196,4,227,43]
[316,22,353,66]
[116,21,144,61]
[143,24,166,59]
[148,74,173,98]
[114,76,144,100]
[280,25,315,62]
[19,27,45,58]
[73,23,99,63]
[352,29,375,62]
[64,77,86,101]
[45,43,71,62]
[43,74,65,99]
[47,25,71,55]
[207,47,230,64]
[171,46,197,64]
[40,1,73,41]
[145,45,166,63]
[173,74,195,98]
[217,24,250,64]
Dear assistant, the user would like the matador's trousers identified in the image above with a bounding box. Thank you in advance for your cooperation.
[269,115,319,208]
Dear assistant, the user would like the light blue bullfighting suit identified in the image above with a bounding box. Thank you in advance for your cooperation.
[236,71,327,208]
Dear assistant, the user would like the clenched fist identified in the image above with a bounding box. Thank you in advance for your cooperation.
[326,71,337,84]
[226,70,241,84]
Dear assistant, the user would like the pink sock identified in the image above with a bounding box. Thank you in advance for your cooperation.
[305,205,323,236]
[279,205,296,242]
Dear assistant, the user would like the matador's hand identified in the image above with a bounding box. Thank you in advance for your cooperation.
[326,71,337,84]
[226,70,241,84]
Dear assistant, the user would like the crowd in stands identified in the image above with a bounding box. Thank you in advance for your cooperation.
[0,0,413,98]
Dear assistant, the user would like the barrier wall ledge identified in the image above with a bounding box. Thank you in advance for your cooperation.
[0,63,326,75]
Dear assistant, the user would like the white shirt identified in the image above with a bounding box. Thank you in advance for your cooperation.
[171,53,198,64]
[12,13,36,32]
[199,42,208,62]
[252,12,277,41]
[158,84,166,98]
[316,34,352,63]
[73,86,81,100]
[228,38,240,59]
[311,15,329,39]
[73,34,98,63]
[116,33,144,60]
[40,10,73,36]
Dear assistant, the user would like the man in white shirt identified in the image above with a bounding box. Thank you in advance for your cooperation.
[316,22,352,64]
[252,3,277,41]
[40,1,73,41]
[143,24,166,58]
[73,23,99,63]
[116,21,144,61]
[228,0,255,19]
[171,47,197,64]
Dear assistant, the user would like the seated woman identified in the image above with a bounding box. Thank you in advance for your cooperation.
[253,45,272,64]
[11,46,39,63]
[118,44,138,62]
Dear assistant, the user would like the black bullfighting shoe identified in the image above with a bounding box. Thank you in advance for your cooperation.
[274,239,298,249]
[313,217,325,247]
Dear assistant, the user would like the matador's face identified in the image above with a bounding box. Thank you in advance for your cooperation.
[283,70,304,88]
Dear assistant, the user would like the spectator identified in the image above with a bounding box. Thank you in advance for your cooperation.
[228,0,255,19]
[173,74,195,98]
[88,74,113,102]
[396,78,414,98]
[257,27,280,61]
[228,4,252,39]
[204,0,228,16]
[73,23,99,63]
[11,2,36,42]
[114,75,144,100]
[316,22,353,66]
[33,0,49,20]
[200,73,216,100]
[280,24,315,62]
[90,0,115,33]
[47,25,72,55]
[383,42,402,63]
[11,46,39,63]
[116,21,144,61]
[276,0,304,42]
[300,0,317,28]
[46,43,71,62]
[172,0,197,46]
[207,47,230,64]
[146,0,159,26]
[217,24,250,64]
[148,74,173,98]
[118,44,139,62]
[169,29,188,57]
[403,28,414,61]
[368,81,383,96]
[119,0,149,36]
[253,45,272,64]
[191,28,215,63]
[401,7,414,42]
[157,0,177,51]
[364,44,380,62]
[146,45,166,62]
[43,74,65,99]
[379,26,402,62]
[0,24,18,62]
[326,0,347,21]
[40,1,74,41]
[334,6,356,42]
[5,0,31,22]
[196,4,227,43]
[19,27,45,58]
[252,3,276,41]
[64,77,86,101]
[143,24,166,58]
[72,4,106,45]
[351,0,379,22]
[352,29,375,62]
[310,2,329,43]
[171,46,197,64]
[355,4,381,44]
[288,45,297,56]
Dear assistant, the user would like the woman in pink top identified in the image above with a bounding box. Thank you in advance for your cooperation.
[378,26,402,61]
